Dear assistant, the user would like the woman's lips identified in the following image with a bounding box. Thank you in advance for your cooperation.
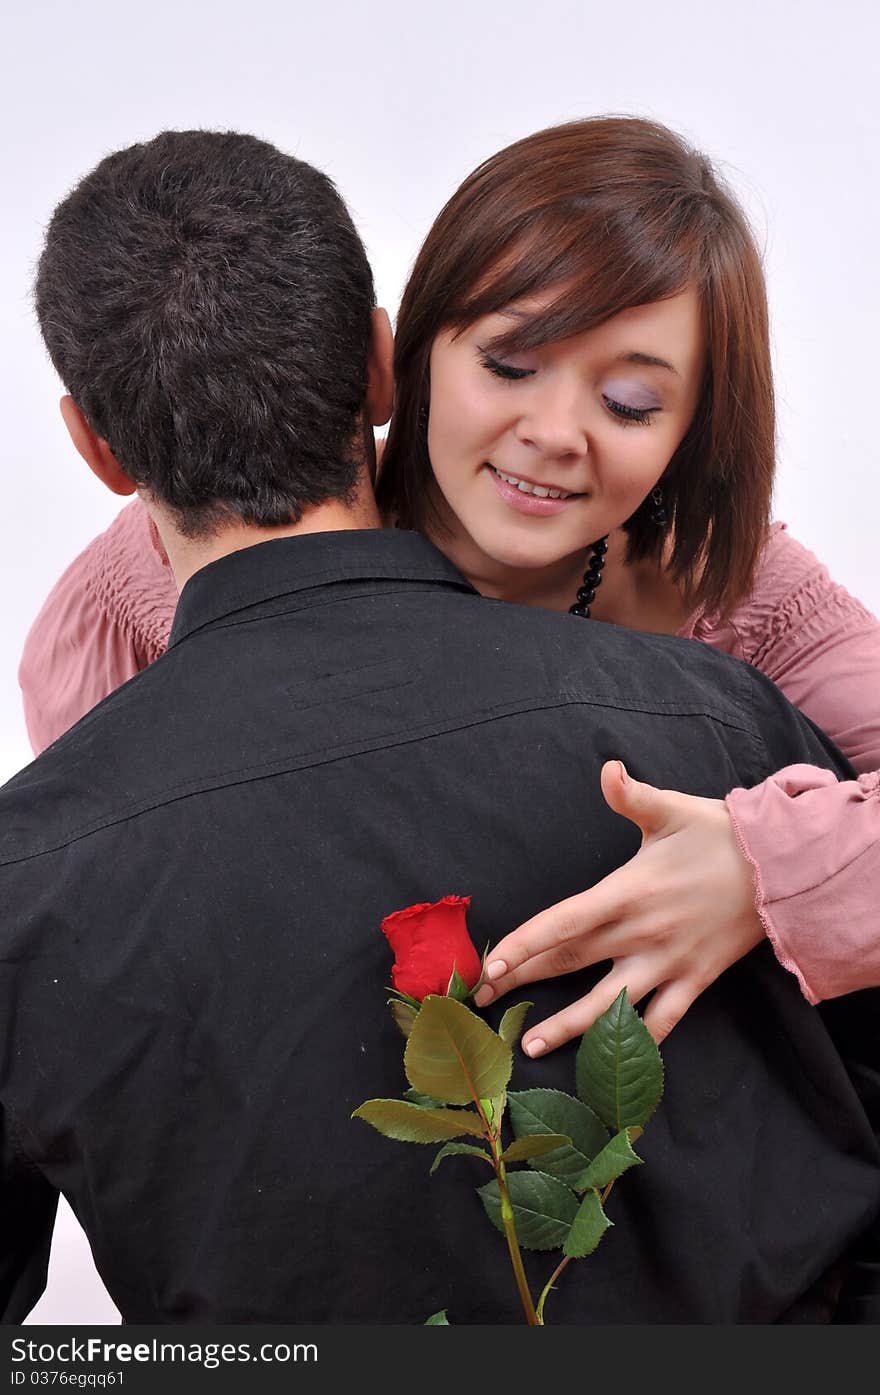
[487,464,583,517]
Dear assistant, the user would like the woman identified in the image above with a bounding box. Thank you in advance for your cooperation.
[20,115,880,1053]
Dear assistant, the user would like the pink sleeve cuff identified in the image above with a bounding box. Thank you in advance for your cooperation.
[726,766,880,1003]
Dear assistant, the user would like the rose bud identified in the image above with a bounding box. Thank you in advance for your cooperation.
[381,895,482,1002]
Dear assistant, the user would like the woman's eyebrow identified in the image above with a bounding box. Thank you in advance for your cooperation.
[490,313,681,377]
[617,351,679,375]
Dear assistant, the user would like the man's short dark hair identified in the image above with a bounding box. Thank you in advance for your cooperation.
[35,129,376,535]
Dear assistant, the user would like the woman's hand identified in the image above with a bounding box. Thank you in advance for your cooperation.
[473,760,765,1050]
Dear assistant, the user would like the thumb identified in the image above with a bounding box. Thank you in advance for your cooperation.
[599,759,674,839]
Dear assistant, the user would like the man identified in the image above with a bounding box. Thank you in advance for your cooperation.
[0,130,877,1324]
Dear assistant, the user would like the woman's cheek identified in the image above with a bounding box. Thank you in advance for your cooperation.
[433,387,500,464]
[601,432,670,509]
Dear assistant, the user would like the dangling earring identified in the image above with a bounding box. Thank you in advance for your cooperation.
[569,536,608,618]
[418,403,429,431]
[649,485,667,528]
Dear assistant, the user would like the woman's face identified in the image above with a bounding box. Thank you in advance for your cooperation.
[426,287,705,593]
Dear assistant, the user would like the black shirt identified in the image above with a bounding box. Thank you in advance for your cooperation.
[0,528,877,1323]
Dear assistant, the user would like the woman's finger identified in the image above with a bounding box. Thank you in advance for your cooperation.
[599,758,679,839]
[475,857,652,1003]
[477,760,688,999]
[474,922,621,1004]
[518,963,655,1057]
[639,978,703,1045]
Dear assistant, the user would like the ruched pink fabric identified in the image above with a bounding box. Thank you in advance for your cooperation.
[681,522,880,1003]
[17,505,880,1004]
[18,500,176,755]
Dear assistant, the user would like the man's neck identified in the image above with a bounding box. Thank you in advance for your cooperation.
[146,491,383,594]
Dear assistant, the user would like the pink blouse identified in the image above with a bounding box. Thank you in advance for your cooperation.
[18,501,880,1005]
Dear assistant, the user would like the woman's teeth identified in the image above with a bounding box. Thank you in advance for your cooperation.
[492,467,573,500]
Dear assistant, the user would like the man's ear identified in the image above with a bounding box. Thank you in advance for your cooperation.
[59,396,137,496]
[365,308,394,427]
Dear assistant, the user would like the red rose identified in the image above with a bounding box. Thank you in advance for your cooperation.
[381,895,482,1002]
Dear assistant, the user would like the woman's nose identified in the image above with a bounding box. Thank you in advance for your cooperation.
[514,379,589,458]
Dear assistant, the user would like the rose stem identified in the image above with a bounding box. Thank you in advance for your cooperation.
[471,1086,539,1325]
[491,1149,540,1325]
[535,1178,617,1323]
[536,1254,570,1324]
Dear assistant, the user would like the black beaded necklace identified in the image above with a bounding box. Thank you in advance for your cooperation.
[569,536,609,618]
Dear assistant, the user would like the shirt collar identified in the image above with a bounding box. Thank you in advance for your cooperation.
[168,527,479,648]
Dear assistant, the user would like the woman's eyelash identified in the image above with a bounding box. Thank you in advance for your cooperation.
[478,350,533,381]
[603,396,658,426]
[477,352,659,424]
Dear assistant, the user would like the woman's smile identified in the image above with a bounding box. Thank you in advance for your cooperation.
[487,462,586,514]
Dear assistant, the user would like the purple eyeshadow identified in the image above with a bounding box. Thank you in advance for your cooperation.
[603,380,662,410]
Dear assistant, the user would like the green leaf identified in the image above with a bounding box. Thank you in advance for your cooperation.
[563,1190,613,1259]
[388,998,418,1038]
[425,1310,450,1325]
[500,1134,571,1163]
[386,986,422,1010]
[404,995,513,1105]
[489,1093,507,1124]
[445,965,474,1003]
[478,1171,579,1251]
[352,1098,485,1143]
[572,1128,643,1192]
[498,1001,533,1046]
[507,1089,608,1187]
[404,1088,445,1109]
[478,1093,507,1135]
[429,1142,493,1175]
[575,989,664,1131]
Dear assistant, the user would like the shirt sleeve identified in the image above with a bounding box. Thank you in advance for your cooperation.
[815,989,880,1323]
[708,525,880,1003]
[0,1108,58,1322]
[18,499,177,756]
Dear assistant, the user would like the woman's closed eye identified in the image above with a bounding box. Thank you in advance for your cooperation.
[603,395,659,426]
[478,349,535,382]
[478,348,662,427]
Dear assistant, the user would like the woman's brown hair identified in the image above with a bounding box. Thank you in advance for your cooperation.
[376,115,774,619]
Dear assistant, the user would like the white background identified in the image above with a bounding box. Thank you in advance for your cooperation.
[2,0,878,1325]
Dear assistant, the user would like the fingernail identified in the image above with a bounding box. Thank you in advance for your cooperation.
[486,959,507,981]
[473,985,494,1006]
[617,761,628,784]
[523,1038,546,1058]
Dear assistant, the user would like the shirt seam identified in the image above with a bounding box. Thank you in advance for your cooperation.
[0,695,765,866]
